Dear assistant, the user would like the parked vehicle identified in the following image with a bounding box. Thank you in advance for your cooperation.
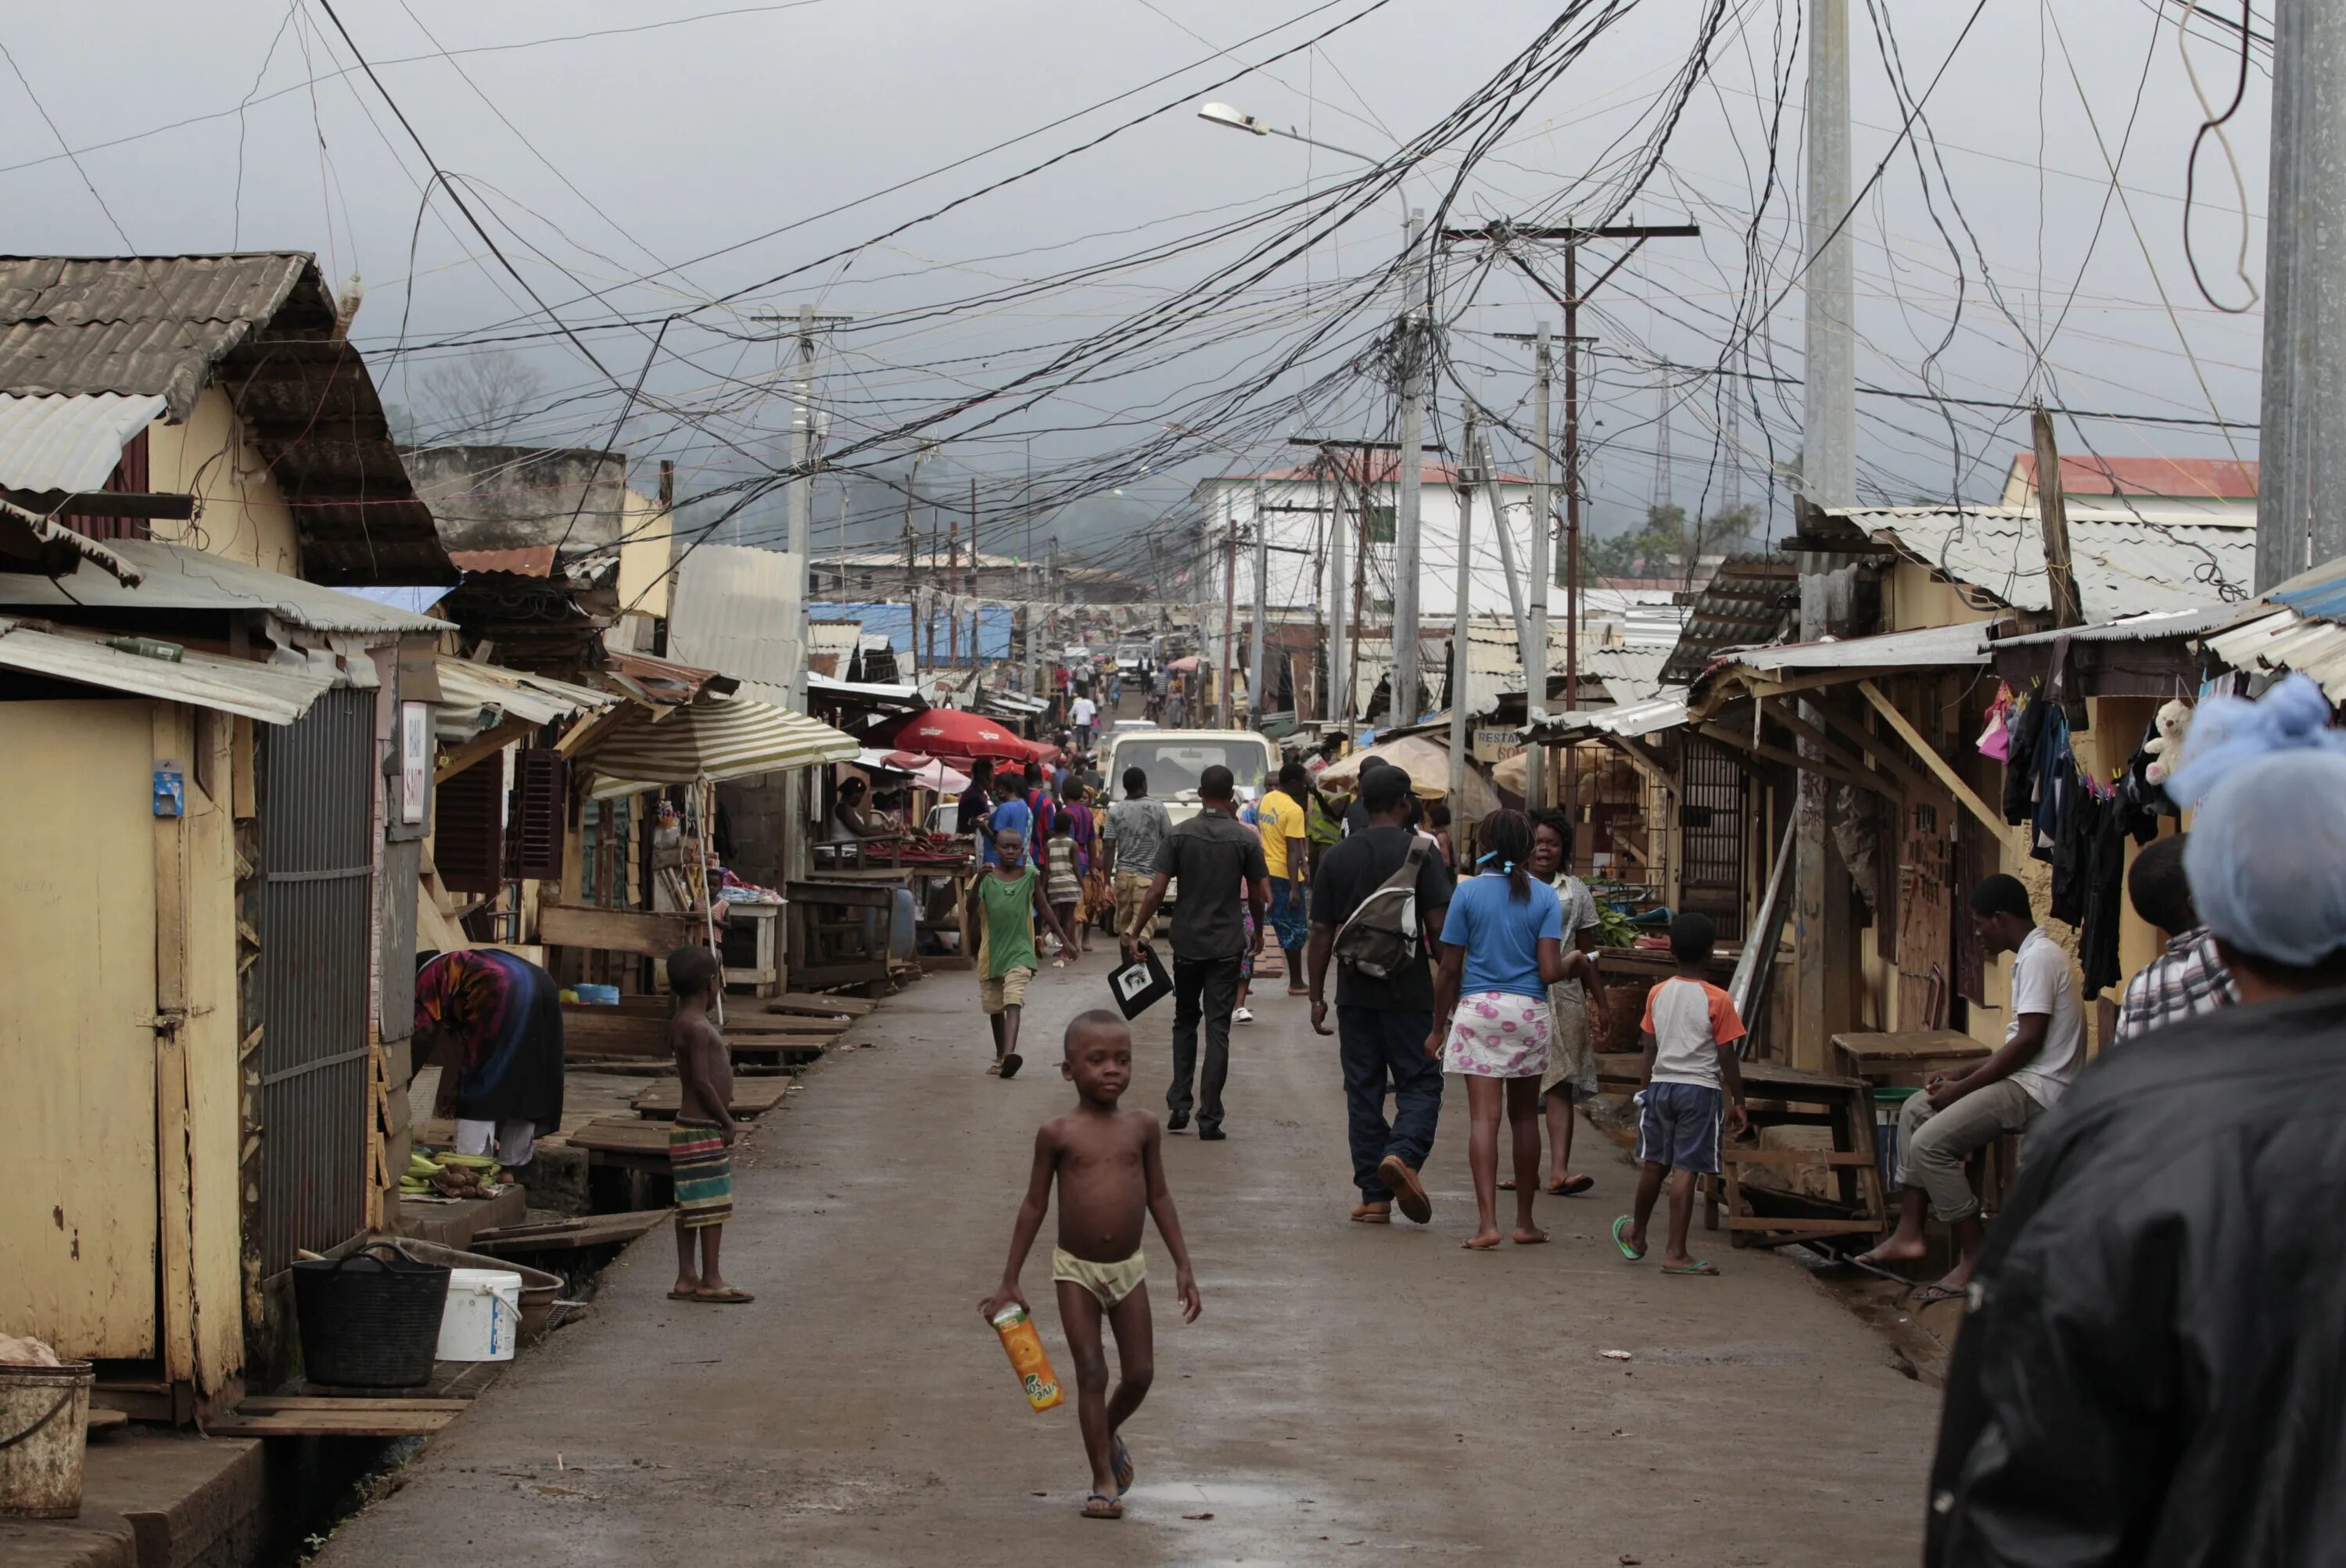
[1099,727,1279,916]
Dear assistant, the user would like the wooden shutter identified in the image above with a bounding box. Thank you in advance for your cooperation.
[505,748,569,881]
[436,755,506,893]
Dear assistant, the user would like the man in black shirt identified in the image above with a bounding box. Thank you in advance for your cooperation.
[1307,763,1455,1224]
[1122,765,1269,1140]
[1341,755,1423,835]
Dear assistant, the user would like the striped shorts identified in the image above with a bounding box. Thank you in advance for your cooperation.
[669,1118,734,1229]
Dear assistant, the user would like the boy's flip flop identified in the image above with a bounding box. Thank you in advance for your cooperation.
[691,1287,756,1303]
[999,1053,1024,1080]
[1545,1174,1596,1197]
[1913,1283,1968,1306]
[1081,1493,1124,1520]
[1112,1435,1135,1495]
[1659,1261,1720,1276]
[1610,1215,1646,1261]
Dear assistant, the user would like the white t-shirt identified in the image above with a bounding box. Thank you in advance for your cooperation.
[1071,697,1097,727]
[1641,977,1746,1089]
[2003,928,2085,1108]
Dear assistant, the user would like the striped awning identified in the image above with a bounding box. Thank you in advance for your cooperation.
[581,693,858,798]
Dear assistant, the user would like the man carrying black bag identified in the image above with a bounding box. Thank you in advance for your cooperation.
[1304,764,1456,1225]
[1121,766,1268,1142]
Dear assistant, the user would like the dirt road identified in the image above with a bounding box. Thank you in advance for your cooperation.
[317,953,1936,1566]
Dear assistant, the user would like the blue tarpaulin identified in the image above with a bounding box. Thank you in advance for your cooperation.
[810,601,1012,666]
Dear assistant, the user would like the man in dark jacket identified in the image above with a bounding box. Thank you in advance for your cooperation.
[1928,705,2346,1566]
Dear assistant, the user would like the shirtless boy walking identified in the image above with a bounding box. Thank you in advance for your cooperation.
[981,1011,1202,1520]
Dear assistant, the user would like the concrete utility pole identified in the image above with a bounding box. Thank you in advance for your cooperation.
[1803,0,1856,507]
[2259,0,2346,587]
[1449,450,1475,824]
[1249,476,1268,730]
[1321,460,1344,726]
[1290,436,1437,729]
[1526,325,1551,810]
[777,303,850,707]
[1795,0,1859,1058]
[1390,210,1429,729]
[1221,489,1239,727]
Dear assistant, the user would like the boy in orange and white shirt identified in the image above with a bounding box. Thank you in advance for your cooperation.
[1612,913,1749,1276]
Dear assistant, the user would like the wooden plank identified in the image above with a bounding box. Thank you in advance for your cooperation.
[432,714,535,786]
[564,1001,844,1034]
[239,1396,471,1413]
[631,1079,791,1118]
[1855,680,2021,853]
[1722,1217,1881,1235]
[152,701,196,1387]
[208,1409,462,1437]
[539,903,698,957]
[561,1009,838,1056]
[472,1209,669,1254]
[1722,1149,1880,1167]
[565,1117,675,1157]
[786,880,898,910]
[1760,700,1906,803]
[792,960,891,988]
[766,992,876,1017]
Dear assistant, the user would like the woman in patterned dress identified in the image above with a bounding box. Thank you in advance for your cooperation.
[1428,810,1602,1250]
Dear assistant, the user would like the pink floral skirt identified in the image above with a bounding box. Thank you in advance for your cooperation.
[1441,990,1555,1078]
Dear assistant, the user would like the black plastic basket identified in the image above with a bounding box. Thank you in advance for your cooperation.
[292,1243,451,1388]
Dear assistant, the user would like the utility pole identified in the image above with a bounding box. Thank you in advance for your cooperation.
[1449,447,1475,827]
[1390,210,1429,729]
[2259,0,2346,587]
[1321,458,1343,726]
[1796,0,1859,1057]
[1221,489,1239,727]
[1249,476,1268,732]
[1469,223,1698,831]
[1527,325,1551,811]
[1290,436,1438,730]
[765,303,851,706]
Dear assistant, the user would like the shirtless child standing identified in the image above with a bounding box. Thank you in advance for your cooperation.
[666,945,750,1304]
[981,1011,1202,1520]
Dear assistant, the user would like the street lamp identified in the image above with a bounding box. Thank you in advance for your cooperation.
[1195,101,1379,167]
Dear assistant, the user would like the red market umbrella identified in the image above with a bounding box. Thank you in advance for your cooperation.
[866,708,1035,766]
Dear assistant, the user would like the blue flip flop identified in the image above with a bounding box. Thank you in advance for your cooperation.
[1111,1435,1134,1495]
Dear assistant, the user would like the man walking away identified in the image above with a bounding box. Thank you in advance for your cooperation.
[1071,690,1099,752]
[2113,833,2239,1042]
[1927,682,2346,1566]
[1103,766,1173,945]
[1305,763,1455,1225]
[1122,765,1267,1142]
[1855,874,2082,1301]
[1259,760,1313,996]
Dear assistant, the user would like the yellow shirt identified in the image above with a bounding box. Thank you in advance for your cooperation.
[1257,789,1308,881]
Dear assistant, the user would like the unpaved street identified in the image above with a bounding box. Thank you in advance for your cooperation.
[317,956,1935,1566]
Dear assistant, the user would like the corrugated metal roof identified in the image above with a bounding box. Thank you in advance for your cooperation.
[434,657,615,731]
[1827,504,2256,618]
[449,545,558,577]
[1580,644,1674,705]
[808,673,924,707]
[0,393,167,491]
[1524,691,1690,743]
[1718,620,1993,673]
[0,536,447,633]
[2204,608,2346,703]
[2269,554,2346,623]
[665,543,800,694]
[0,255,450,584]
[1661,554,1801,684]
[581,694,858,797]
[1989,604,2244,648]
[600,649,737,706]
[2006,453,2258,501]
[0,615,335,723]
[0,493,139,583]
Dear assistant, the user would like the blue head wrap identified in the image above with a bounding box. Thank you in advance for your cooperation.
[2170,674,2346,969]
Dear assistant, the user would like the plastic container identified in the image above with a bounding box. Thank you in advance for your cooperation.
[390,1240,563,1347]
[293,1243,451,1388]
[890,887,918,961]
[1874,1087,1920,1195]
[436,1268,524,1362]
[572,983,621,1006]
[0,1360,93,1518]
[990,1304,1064,1412]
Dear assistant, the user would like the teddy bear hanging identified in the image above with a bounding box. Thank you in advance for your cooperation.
[2142,698,2194,787]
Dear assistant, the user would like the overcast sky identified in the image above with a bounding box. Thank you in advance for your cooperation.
[0,0,2274,563]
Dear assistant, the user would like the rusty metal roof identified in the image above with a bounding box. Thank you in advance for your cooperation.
[0,255,451,586]
[0,494,140,583]
[1660,554,1801,684]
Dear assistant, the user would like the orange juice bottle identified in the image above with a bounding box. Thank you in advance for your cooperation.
[991,1304,1064,1412]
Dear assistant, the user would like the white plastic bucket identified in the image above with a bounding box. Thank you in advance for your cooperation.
[435,1268,523,1362]
[0,1360,93,1518]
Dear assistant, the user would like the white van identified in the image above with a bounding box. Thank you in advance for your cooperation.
[1098,728,1279,829]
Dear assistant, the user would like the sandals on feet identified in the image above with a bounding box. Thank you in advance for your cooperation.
[1082,1493,1124,1520]
[999,1053,1024,1080]
[1544,1174,1595,1197]
[1112,1436,1135,1495]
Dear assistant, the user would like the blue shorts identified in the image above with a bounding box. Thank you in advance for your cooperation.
[1637,1082,1723,1175]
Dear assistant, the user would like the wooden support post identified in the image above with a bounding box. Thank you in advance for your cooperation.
[1856,680,2022,853]
[2030,407,2083,629]
[152,703,197,1387]
[1759,700,1907,803]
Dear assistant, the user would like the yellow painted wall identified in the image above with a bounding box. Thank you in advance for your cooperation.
[145,386,302,576]
[0,701,160,1358]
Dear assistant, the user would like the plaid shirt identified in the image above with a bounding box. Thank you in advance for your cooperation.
[2114,926,2240,1043]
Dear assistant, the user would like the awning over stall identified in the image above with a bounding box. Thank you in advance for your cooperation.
[0,616,335,723]
[579,694,857,798]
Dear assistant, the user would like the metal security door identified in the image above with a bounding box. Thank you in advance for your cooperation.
[256,687,375,1274]
[1677,735,1748,940]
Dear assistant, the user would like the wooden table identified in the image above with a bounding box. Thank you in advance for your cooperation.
[1831,1029,1989,1087]
[720,901,783,997]
[1595,1053,1885,1247]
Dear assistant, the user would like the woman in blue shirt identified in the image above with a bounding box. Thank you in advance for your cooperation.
[1429,809,1604,1250]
